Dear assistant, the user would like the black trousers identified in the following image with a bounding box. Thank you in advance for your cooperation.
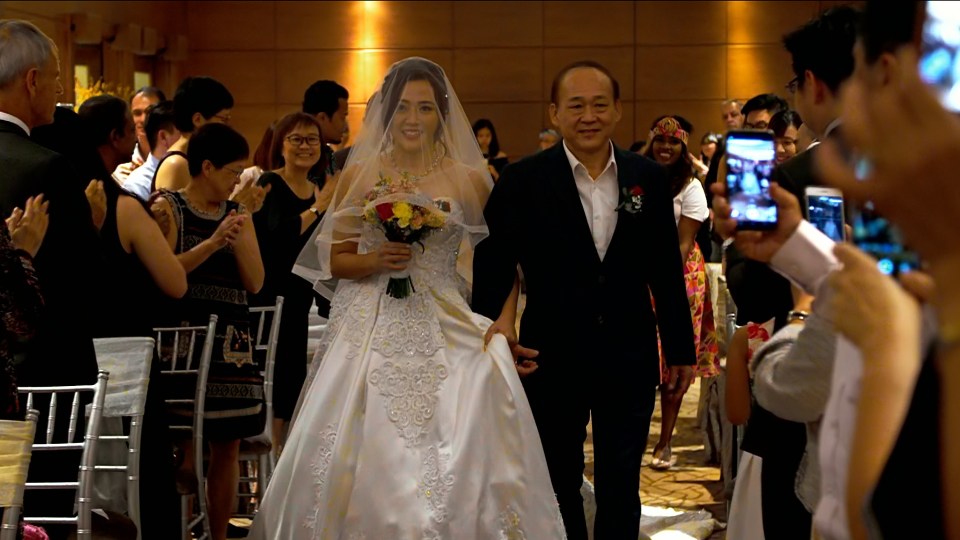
[522,356,657,540]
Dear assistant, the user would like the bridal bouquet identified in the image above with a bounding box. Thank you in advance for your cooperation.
[363,173,446,298]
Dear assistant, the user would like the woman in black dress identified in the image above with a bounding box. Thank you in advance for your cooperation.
[251,112,335,452]
[151,123,265,540]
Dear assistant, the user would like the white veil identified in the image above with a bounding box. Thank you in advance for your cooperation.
[292,57,493,295]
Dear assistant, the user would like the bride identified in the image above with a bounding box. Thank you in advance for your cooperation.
[249,58,566,539]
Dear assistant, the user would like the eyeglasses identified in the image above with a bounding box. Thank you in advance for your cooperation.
[212,113,232,124]
[744,122,769,130]
[223,166,244,179]
[785,77,800,95]
[285,135,322,146]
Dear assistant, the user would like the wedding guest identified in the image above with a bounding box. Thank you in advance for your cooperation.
[642,115,718,470]
[153,76,233,193]
[113,86,164,182]
[473,118,509,180]
[0,195,47,420]
[699,132,721,167]
[770,110,803,164]
[78,94,186,538]
[302,79,349,179]
[0,19,104,535]
[238,122,275,188]
[124,100,180,201]
[152,123,264,540]
[538,128,560,151]
[250,112,335,452]
[797,123,819,151]
[721,98,744,130]
[741,93,789,131]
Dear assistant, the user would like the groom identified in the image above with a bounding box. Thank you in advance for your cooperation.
[473,61,695,539]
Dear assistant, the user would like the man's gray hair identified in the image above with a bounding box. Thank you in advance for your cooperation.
[0,20,57,89]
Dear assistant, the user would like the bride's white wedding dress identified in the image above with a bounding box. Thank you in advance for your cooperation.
[250,204,566,539]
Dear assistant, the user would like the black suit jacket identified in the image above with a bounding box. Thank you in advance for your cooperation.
[0,120,101,386]
[725,143,821,325]
[473,143,695,384]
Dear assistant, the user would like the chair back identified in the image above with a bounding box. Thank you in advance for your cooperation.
[249,296,283,434]
[18,371,110,539]
[0,409,39,540]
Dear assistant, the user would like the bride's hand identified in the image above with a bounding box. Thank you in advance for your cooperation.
[483,318,539,377]
[372,242,412,272]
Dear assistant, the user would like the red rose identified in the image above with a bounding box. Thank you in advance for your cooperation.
[376,202,394,221]
[630,186,644,196]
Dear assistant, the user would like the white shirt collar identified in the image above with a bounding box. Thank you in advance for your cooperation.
[823,117,842,139]
[0,111,30,136]
[562,139,617,179]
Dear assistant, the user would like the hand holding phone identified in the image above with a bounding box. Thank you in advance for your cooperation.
[725,130,778,230]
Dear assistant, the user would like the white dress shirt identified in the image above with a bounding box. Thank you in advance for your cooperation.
[0,111,30,135]
[123,152,161,202]
[562,140,619,260]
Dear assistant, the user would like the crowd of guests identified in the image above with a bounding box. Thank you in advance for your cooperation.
[2,0,960,538]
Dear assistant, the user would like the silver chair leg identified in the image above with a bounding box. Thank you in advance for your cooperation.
[1,507,21,540]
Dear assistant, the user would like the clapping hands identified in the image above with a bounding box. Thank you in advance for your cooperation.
[231,181,271,214]
[7,195,50,257]
[211,210,246,248]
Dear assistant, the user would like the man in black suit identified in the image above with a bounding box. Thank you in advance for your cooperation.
[473,61,696,540]
[724,7,860,327]
[0,20,102,532]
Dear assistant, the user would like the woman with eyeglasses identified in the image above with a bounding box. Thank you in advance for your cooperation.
[250,112,336,452]
[151,123,265,540]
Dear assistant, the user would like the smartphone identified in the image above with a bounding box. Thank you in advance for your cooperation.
[724,130,777,230]
[805,187,846,242]
[918,1,960,112]
[850,201,921,277]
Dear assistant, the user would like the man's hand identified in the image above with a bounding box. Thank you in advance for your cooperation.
[85,180,106,231]
[231,182,271,214]
[664,365,693,400]
[113,162,136,183]
[711,181,804,263]
[484,318,539,377]
[8,195,50,257]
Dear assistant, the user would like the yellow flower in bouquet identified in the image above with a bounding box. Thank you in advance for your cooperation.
[393,201,413,228]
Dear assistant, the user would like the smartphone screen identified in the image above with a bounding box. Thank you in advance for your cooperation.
[919,1,960,112]
[851,201,920,276]
[725,131,777,230]
[806,192,845,242]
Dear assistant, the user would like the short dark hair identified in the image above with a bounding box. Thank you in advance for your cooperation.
[77,94,130,148]
[741,93,789,119]
[472,118,501,158]
[550,60,620,105]
[270,112,323,169]
[173,76,234,133]
[769,110,803,138]
[132,86,166,103]
[783,5,861,93]
[859,0,919,66]
[144,100,176,150]
[187,123,249,177]
[302,80,349,118]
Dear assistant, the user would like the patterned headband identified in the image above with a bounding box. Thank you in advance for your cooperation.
[649,117,689,147]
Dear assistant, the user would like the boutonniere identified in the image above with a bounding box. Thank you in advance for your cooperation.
[617,185,644,214]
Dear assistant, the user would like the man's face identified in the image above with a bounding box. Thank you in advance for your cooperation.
[318,98,349,144]
[743,109,773,130]
[131,92,160,148]
[30,54,63,127]
[721,102,743,130]
[550,67,622,156]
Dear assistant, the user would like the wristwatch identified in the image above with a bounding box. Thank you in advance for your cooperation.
[308,207,320,218]
[787,310,810,323]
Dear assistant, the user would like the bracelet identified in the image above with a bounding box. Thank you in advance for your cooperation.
[787,310,810,323]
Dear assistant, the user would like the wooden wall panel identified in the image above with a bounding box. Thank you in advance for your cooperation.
[543,47,635,101]
[726,45,795,102]
[635,46,726,100]
[635,1,727,45]
[454,48,542,103]
[453,1,543,48]
[275,1,361,50]
[462,102,547,160]
[366,1,454,49]
[229,104,278,155]
[185,51,277,104]
[187,1,275,51]
[544,1,635,46]
[727,1,820,44]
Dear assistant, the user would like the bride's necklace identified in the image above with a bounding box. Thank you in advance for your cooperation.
[388,146,443,181]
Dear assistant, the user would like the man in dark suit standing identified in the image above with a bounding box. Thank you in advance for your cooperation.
[473,61,696,540]
[0,19,102,530]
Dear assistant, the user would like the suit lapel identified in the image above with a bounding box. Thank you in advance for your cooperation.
[0,120,29,138]
[547,146,602,265]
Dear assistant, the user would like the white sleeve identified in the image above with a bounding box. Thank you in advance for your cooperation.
[679,180,709,222]
[769,220,839,295]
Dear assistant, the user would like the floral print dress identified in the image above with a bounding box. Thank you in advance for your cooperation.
[0,225,43,420]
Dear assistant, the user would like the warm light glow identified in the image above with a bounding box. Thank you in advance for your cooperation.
[351,0,387,140]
